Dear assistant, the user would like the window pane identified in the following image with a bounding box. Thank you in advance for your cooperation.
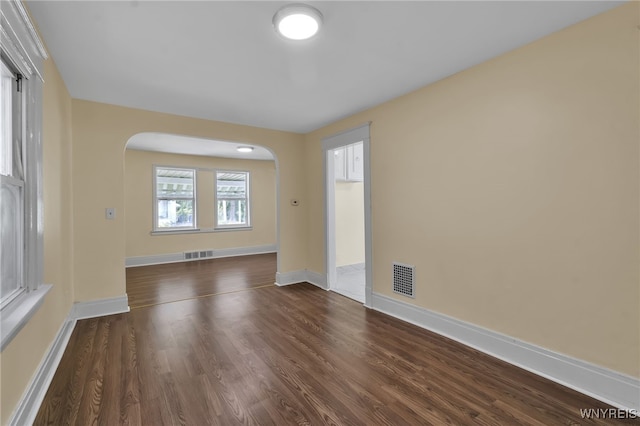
[1,62,13,177]
[156,168,194,198]
[216,172,246,199]
[157,199,194,228]
[1,181,22,302]
[217,199,246,225]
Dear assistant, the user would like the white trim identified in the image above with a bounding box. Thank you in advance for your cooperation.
[150,227,254,235]
[126,244,277,267]
[371,292,640,412]
[321,123,371,151]
[8,318,75,426]
[10,0,48,60]
[305,270,328,289]
[70,295,130,320]
[214,169,251,229]
[0,284,51,352]
[274,270,328,289]
[322,123,373,307]
[1,0,47,353]
[126,252,184,267]
[153,165,197,232]
[275,270,308,286]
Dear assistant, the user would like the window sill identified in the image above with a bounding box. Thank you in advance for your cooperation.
[0,284,52,352]
[151,227,252,236]
[213,226,252,232]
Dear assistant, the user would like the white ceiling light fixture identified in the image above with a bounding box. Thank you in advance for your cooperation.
[273,4,323,41]
[237,146,254,153]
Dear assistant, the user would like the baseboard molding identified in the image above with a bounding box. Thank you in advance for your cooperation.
[126,252,183,267]
[305,270,328,290]
[371,292,640,411]
[70,295,130,320]
[8,318,76,426]
[126,244,277,267]
[274,269,328,289]
[275,270,307,286]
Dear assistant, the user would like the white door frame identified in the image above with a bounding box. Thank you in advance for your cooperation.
[322,123,372,307]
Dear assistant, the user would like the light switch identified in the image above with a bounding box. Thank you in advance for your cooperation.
[105,208,116,220]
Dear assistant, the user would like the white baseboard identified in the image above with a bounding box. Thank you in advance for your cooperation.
[8,318,76,426]
[305,270,328,290]
[275,270,307,286]
[274,269,328,289]
[126,252,183,267]
[126,244,277,267]
[371,292,640,412]
[70,295,130,320]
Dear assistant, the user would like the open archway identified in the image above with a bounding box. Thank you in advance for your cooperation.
[123,132,280,307]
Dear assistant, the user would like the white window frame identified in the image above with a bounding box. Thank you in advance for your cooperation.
[153,165,197,232]
[215,170,251,230]
[1,59,25,310]
[0,0,50,352]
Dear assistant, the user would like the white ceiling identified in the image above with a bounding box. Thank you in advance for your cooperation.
[27,1,622,134]
[127,133,275,160]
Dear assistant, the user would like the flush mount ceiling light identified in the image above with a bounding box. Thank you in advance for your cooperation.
[273,4,323,41]
[237,146,254,153]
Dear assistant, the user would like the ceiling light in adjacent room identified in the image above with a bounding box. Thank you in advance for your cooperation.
[273,4,323,41]
[237,146,254,153]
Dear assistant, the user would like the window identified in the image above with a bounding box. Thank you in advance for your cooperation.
[216,171,250,228]
[1,59,24,308]
[0,0,49,352]
[154,167,196,230]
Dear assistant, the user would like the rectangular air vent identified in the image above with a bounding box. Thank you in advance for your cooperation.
[393,262,415,298]
[184,251,199,260]
[184,250,215,261]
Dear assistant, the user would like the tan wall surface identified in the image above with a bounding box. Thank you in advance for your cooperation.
[335,181,365,267]
[305,3,640,376]
[0,57,74,424]
[72,100,306,302]
[125,149,276,257]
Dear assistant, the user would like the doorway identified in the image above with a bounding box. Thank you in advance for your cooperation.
[323,124,372,306]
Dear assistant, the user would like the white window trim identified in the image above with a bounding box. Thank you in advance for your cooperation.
[0,0,48,351]
[214,169,251,230]
[153,165,197,232]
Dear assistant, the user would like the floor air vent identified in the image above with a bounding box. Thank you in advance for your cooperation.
[393,262,415,298]
[184,250,215,261]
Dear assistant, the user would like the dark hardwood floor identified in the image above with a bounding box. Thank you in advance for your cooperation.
[35,257,632,425]
[126,253,277,308]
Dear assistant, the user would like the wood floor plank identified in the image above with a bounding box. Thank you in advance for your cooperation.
[125,253,277,308]
[35,256,637,425]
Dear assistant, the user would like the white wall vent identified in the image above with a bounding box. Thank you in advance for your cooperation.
[184,250,215,261]
[393,262,415,298]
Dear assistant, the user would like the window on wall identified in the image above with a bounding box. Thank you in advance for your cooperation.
[154,166,196,230]
[1,59,24,308]
[0,0,48,352]
[216,171,250,228]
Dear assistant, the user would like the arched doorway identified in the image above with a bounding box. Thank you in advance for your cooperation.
[123,132,280,307]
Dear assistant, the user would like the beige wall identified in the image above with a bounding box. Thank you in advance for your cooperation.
[335,181,365,267]
[0,57,74,424]
[306,3,640,377]
[3,4,638,423]
[125,149,276,257]
[72,100,306,302]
